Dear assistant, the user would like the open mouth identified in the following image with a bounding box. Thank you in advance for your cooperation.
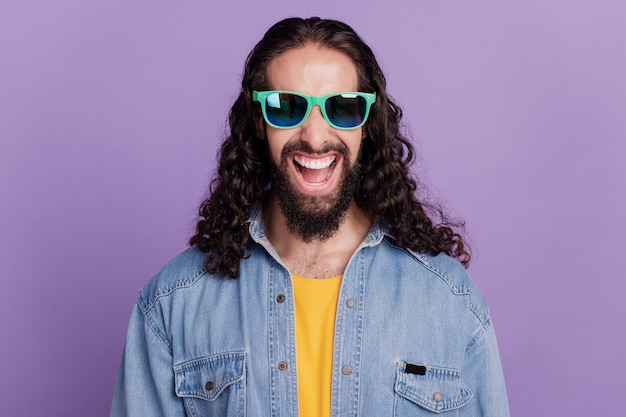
[293,154,338,186]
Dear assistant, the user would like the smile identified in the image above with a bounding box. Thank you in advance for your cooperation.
[293,154,338,186]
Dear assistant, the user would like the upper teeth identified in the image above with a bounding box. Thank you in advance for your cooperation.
[294,155,335,169]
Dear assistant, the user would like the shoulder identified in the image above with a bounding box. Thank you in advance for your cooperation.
[137,246,208,313]
[380,237,491,328]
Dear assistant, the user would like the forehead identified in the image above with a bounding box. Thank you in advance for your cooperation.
[265,44,359,94]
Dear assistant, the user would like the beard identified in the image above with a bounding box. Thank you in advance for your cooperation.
[269,140,362,242]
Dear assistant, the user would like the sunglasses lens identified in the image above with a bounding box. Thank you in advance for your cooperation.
[324,94,367,128]
[264,92,308,127]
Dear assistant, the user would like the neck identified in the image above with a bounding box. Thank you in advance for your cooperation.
[263,195,372,278]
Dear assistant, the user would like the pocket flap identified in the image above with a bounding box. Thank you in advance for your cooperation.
[395,361,472,413]
[174,352,245,401]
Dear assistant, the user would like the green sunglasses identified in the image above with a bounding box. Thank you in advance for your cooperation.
[252,90,376,130]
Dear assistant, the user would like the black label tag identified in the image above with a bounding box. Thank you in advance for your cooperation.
[404,363,427,375]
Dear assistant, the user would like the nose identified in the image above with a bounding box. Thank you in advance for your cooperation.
[300,104,330,149]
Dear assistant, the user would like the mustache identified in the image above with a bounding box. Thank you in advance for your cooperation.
[280,139,349,158]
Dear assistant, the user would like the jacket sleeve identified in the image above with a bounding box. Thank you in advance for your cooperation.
[110,303,186,417]
[462,322,511,416]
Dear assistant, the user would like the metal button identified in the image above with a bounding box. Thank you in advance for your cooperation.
[205,381,214,390]
[276,294,285,303]
[433,392,443,402]
[278,362,288,371]
[341,365,352,375]
[346,298,356,308]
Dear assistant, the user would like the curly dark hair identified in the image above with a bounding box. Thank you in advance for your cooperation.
[190,17,471,278]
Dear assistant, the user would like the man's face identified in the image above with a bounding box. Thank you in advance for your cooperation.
[257,44,364,241]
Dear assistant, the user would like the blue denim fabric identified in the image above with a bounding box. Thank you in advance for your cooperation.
[111,206,510,416]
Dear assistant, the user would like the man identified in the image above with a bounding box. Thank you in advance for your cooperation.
[111,17,510,416]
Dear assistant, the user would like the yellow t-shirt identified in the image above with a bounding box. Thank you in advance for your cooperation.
[292,274,342,417]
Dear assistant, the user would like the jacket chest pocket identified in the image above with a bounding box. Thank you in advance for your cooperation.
[174,352,246,417]
[394,361,472,415]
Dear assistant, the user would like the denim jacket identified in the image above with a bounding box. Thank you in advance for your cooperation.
[111,207,510,416]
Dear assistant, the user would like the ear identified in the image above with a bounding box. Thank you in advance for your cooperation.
[254,108,266,140]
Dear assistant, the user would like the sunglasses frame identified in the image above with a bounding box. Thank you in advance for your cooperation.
[252,90,376,130]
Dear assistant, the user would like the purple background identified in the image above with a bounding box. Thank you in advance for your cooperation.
[1,1,625,416]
